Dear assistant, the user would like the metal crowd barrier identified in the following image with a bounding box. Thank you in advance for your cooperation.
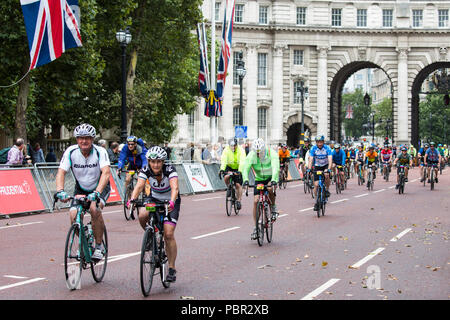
[1,159,301,217]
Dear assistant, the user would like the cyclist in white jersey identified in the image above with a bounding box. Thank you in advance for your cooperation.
[56,123,111,260]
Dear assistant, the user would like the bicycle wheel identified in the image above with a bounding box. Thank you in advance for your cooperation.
[140,228,156,297]
[430,169,434,191]
[232,187,240,215]
[303,176,308,194]
[321,189,326,216]
[256,202,265,246]
[159,238,171,289]
[265,207,273,243]
[225,185,232,216]
[91,226,108,283]
[335,174,341,194]
[316,190,321,218]
[64,224,83,290]
[123,185,133,221]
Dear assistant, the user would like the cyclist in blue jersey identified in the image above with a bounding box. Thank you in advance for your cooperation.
[308,135,332,211]
[117,136,148,194]
[418,143,429,182]
[425,142,441,184]
[331,143,346,187]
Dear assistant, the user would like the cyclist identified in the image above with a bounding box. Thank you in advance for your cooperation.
[365,144,378,185]
[331,143,346,189]
[128,146,180,283]
[394,146,412,189]
[380,143,393,179]
[56,123,111,260]
[418,143,429,182]
[347,146,357,176]
[278,143,291,183]
[298,138,311,180]
[118,136,148,197]
[355,144,365,183]
[437,144,445,170]
[407,143,417,167]
[242,138,280,240]
[425,142,441,184]
[308,135,332,211]
[219,138,246,210]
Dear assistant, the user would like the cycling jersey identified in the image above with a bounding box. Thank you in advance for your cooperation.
[331,149,346,166]
[118,138,148,171]
[59,144,110,192]
[365,151,378,163]
[396,153,411,166]
[138,164,179,202]
[349,150,357,159]
[426,149,440,163]
[309,145,332,167]
[220,145,246,171]
[356,150,364,162]
[380,149,392,162]
[278,149,291,160]
[242,148,280,183]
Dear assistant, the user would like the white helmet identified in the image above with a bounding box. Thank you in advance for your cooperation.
[146,146,167,160]
[74,123,96,138]
[252,138,266,153]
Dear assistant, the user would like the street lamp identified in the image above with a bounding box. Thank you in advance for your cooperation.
[296,81,309,144]
[116,27,132,143]
[236,52,246,126]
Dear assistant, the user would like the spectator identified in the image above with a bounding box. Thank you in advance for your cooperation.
[163,142,172,160]
[202,143,212,163]
[6,138,25,166]
[107,141,120,164]
[98,139,107,149]
[211,144,221,162]
[183,142,195,162]
[193,143,203,163]
[31,142,45,164]
[45,146,57,163]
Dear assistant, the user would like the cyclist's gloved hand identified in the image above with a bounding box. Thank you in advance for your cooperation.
[271,181,277,187]
[87,191,100,202]
[56,190,69,201]
[126,199,133,208]
[219,170,225,178]
[243,181,249,187]
[169,200,175,211]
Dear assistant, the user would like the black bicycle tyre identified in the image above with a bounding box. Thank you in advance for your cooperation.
[303,177,308,194]
[316,189,321,218]
[430,169,434,191]
[91,226,108,283]
[321,189,326,216]
[64,224,83,290]
[225,185,232,217]
[123,185,133,221]
[159,238,171,289]
[256,202,264,246]
[232,187,240,215]
[265,207,273,243]
[140,228,156,297]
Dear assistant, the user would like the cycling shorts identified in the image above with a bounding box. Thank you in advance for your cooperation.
[225,166,243,185]
[313,165,329,182]
[70,182,111,210]
[141,196,181,226]
[253,177,273,196]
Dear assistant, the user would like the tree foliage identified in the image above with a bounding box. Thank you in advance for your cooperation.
[341,89,372,139]
[419,94,450,144]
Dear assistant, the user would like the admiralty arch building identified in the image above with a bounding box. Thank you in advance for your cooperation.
[172,0,450,148]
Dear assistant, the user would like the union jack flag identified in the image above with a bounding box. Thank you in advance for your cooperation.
[21,0,82,70]
[345,104,353,119]
[196,23,209,98]
[216,0,235,101]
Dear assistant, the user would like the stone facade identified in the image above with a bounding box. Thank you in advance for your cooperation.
[171,0,450,148]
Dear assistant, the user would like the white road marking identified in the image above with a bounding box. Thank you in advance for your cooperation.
[350,247,385,269]
[390,228,412,242]
[388,186,395,189]
[4,275,28,279]
[0,221,44,230]
[331,199,348,204]
[301,278,341,300]
[288,184,303,188]
[0,278,45,291]
[374,189,386,193]
[102,210,122,215]
[354,193,369,198]
[192,196,223,202]
[299,207,314,212]
[65,252,141,266]
[191,226,240,239]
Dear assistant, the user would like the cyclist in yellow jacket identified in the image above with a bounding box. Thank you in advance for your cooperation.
[219,138,246,210]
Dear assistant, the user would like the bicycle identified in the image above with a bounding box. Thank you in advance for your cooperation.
[357,162,364,186]
[136,199,171,296]
[221,171,241,216]
[303,169,314,197]
[279,162,289,189]
[429,163,439,191]
[366,164,375,191]
[397,165,406,194]
[245,183,275,246]
[53,194,108,290]
[381,162,390,182]
[335,165,345,194]
[314,169,328,218]
[120,169,139,221]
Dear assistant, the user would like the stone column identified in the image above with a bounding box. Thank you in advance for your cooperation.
[316,46,329,138]
[271,44,286,144]
[246,44,258,140]
[396,47,409,145]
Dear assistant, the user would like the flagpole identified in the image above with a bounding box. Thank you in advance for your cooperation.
[210,0,217,144]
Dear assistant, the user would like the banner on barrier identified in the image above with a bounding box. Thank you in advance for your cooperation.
[293,159,304,179]
[182,163,213,192]
[0,170,46,215]
[107,175,122,203]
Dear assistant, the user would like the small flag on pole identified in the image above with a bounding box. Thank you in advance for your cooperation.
[345,104,353,119]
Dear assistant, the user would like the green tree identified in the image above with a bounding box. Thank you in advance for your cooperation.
[341,89,372,139]
[372,97,393,139]
[419,94,450,144]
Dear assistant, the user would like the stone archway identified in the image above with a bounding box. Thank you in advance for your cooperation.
[283,112,316,147]
[411,62,450,147]
[329,61,394,143]
[286,123,311,148]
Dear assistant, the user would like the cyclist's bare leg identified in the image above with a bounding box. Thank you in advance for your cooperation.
[405,167,409,179]
[235,183,242,201]
[267,186,276,206]
[163,223,177,270]
[124,173,132,194]
[90,201,105,245]
[223,175,230,186]
[138,207,149,230]
[253,195,259,224]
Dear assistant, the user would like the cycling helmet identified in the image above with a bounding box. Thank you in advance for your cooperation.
[438,144,442,147]
[146,146,167,160]
[74,123,96,138]
[369,145,375,149]
[400,146,407,151]
[229,138,237,146]
[304,137,310,143]
[252,138,266,153]
[127,136,137,143]
[335,143,341,149]
[281,143,287,148]
[430,142,435,146]
[315,135,325,141]
[424,143,429,148]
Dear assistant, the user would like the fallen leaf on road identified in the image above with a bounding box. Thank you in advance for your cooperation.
[257,264,273,269]
[432,267,441,271]
[50,258,55,262]
[287,291,295,295]
[180,296,195,300]
[346,294,353,297]
[388,274,398,281]
[249,293,258,296]
[348,265,358,269]
[295,258,302,262]
[237,280,244,283]
[304,254,309,259]
[322,261,328,267]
